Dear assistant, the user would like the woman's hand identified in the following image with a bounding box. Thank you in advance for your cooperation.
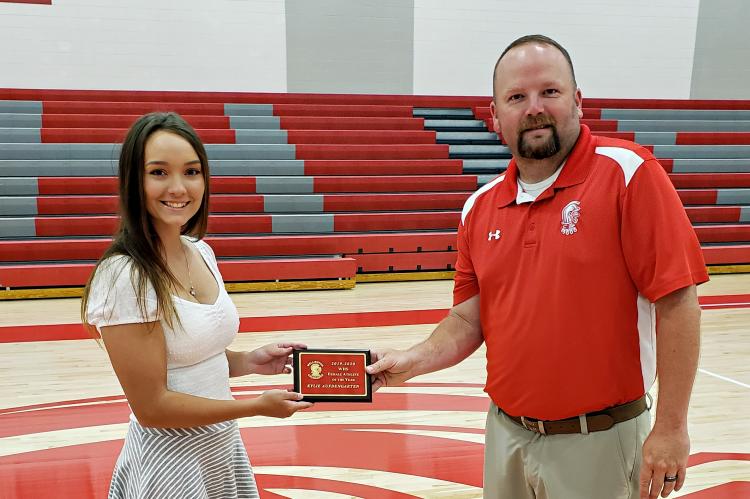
[251,389,313,418]
[244,342,307,375]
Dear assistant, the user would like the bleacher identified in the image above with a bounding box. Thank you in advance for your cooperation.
[0,89,748,298]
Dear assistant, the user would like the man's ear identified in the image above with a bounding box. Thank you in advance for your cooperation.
[575,88,583,119]
[490,100,500,134]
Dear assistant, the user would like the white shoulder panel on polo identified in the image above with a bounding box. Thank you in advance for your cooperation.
[594,146,645,187]
[461,173,506,225]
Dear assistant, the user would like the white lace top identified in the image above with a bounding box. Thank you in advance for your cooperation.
[86,238,240,421]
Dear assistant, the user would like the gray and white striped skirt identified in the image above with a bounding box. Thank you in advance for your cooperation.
[108,419,259,499]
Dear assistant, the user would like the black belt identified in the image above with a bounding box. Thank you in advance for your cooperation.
[499,395,648,435]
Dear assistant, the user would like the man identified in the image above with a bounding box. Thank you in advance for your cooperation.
[366,34,707,499]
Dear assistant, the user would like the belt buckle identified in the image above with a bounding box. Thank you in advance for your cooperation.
[520,416,546,435]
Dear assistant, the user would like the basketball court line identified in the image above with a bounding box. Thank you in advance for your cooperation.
[1,293,748,343]
[698,368,750,389]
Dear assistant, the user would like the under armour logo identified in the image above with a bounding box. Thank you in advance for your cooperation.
[561,201,581,235]
[487,229,502,241]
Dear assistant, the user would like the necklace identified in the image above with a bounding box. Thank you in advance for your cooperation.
[180,242,197,298]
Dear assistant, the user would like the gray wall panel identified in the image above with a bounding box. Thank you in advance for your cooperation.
[285,0,414,94]
[691,0,750,98]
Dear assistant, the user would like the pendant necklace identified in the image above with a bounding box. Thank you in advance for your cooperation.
[181,242,197,298]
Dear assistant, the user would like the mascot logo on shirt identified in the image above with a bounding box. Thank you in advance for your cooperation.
[307,361,324,379]
[560,201,581,235]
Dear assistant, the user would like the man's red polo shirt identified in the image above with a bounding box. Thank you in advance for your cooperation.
[454,125,708,420]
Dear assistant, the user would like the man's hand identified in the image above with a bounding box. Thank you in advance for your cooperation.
[639,425,690,498]
[366,348,418,390]
[245,342,307,375]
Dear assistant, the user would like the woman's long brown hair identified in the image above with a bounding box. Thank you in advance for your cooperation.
[81,112,211,332]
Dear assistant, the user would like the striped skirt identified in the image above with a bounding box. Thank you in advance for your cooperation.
[108,419,259,499]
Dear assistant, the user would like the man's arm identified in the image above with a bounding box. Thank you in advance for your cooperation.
[367,295,482,389]
[640,284,701,499]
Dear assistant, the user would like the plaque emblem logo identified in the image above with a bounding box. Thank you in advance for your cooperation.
[487,229,501,241]
[307,360,324,379]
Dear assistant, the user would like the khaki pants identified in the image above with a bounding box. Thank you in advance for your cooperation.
[484,403,650,499]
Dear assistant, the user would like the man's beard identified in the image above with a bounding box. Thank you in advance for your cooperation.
[516,117,561,160]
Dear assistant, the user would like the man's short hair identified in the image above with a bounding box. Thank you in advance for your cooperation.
[493,34,577,96]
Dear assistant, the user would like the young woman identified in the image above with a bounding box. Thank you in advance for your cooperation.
[81,112,312,498]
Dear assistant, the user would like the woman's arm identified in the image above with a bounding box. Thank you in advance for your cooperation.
[101,322,311,428]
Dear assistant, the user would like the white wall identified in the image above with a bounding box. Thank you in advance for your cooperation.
[0,0,715,98]
[413,0,701,98]
[0,0,287,91]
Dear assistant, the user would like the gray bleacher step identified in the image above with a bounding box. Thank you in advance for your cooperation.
[0,114,43,128]
[449,144,512,159]
[0,218,36,238]
[715,189,750,205]
[423,119,487,131]
[413,108,475,119]
[0,128,41,143]
[0,177,39,195]
[671,159,750,173]
[0,159,119,176]
[652,145,750,160]
[223,104,275,116]
[742,207,750,222]
[436,132,499,144]
[633,132,677,145]
[0,143,297,160]
[256,177,314,193]
[234,130,287,144]
[0,143,120,160]
[461,159,511,173]
[616,120,750,133]
[228,116,282,129]
[0,197,38,215]
[0,101,43,114]
[600,109,750,121]
[262,194,325,213]
[0,159,306,177]
[477,174,503,186]
[270,214,335,233]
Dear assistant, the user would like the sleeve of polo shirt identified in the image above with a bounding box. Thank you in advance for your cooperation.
[453,217,480,306]
[621,158,709,302]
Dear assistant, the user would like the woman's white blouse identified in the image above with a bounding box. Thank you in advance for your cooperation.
[86,238,240,413]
